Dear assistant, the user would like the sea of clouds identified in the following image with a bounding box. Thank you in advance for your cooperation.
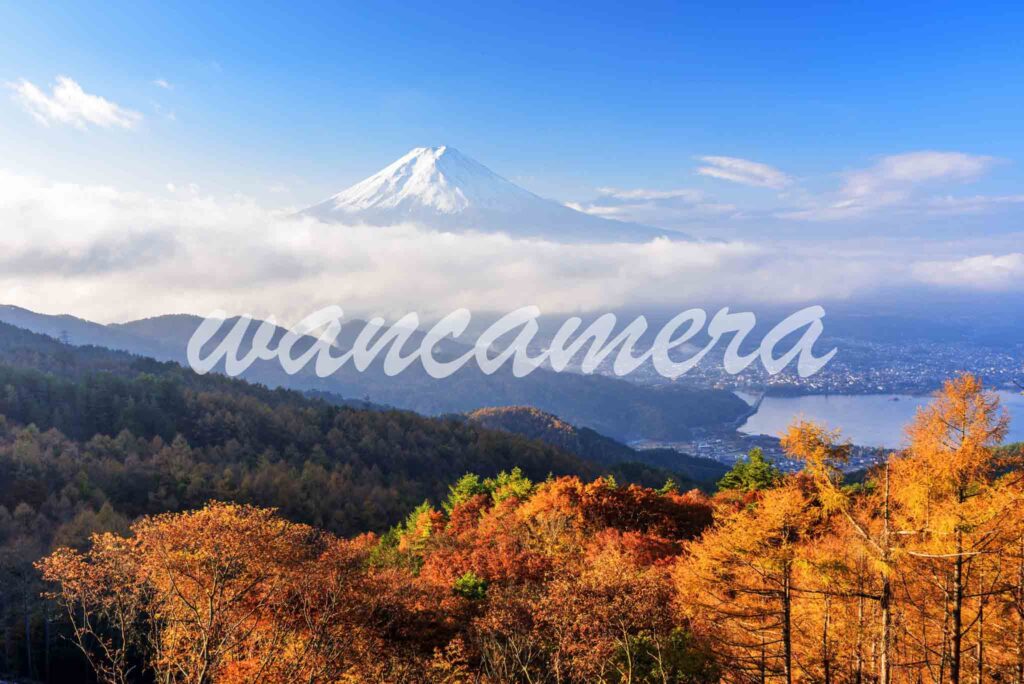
[2,168,1022,325]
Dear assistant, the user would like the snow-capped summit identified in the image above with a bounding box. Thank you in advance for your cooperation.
[311,146,539,215]
[302,146,682,243]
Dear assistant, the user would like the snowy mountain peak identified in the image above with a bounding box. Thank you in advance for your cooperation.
[313,145,538,216]
[302,147,683,243]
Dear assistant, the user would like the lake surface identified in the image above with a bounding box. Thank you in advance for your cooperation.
[738,390,1024,448]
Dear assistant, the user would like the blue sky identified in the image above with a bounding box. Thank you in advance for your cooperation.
[1,2,1023,321]
[2,1,1022,217]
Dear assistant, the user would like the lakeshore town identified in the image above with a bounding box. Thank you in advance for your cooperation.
[625,336,1023,474]
[632,431,886,474]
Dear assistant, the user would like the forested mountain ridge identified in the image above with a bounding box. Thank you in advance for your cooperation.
[466,405,729,482]
[0,305,751,441]
[0,321,695,528]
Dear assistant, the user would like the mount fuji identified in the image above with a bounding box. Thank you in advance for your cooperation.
[301,146,684,243]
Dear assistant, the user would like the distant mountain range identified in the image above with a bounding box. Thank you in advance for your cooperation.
[301,146,685,243]
[0,304,749,442]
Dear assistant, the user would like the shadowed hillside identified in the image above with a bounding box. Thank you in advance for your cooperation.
[467,405,729,483]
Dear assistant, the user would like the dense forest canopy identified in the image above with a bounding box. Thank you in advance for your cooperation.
[1,322,1023,682]
[0,322,696,531]
[35,375,1024,683]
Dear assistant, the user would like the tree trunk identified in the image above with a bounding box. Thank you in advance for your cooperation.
[976,599,984,684]
[855,593,864,684]
[1017,614,1023,684]
[951,525,965,682]
[881,575,891,684]
[760,634,767,684]
[23,595,34,680]
[822,595,832,684]
[880,462,892,684]
[44,603,50,683]
[783,560,793,684]
[1018,535,1024,684]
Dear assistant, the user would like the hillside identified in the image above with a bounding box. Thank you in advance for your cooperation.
[466,405,729,483]
[0,305,752,442]
[0,321,695,532]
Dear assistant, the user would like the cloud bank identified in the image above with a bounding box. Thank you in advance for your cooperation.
[0,169,1021,325]
[913,253,1024,290]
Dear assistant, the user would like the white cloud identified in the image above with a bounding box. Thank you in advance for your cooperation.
[568,187,737,228]
[680,150,1016,230]
[165,182,200,195]
[696,156,793,189]
[0,170,1019,325]
[840,151,994,200]
[152,79,174,90]
[8,76,142,130]
[912,253,1024,290]
[924,194,1024,215]
[595,187,706,202]
[781,151,998,221]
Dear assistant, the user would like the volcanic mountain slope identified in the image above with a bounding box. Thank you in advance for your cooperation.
[301,145,683,243]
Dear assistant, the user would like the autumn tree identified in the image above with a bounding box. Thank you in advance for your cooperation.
[891,374,1011,682]
[778,375,1017,683]
[38,533,147,684]
[676,482,813,682]
[539,530,707,683]
[780,420,895,683]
